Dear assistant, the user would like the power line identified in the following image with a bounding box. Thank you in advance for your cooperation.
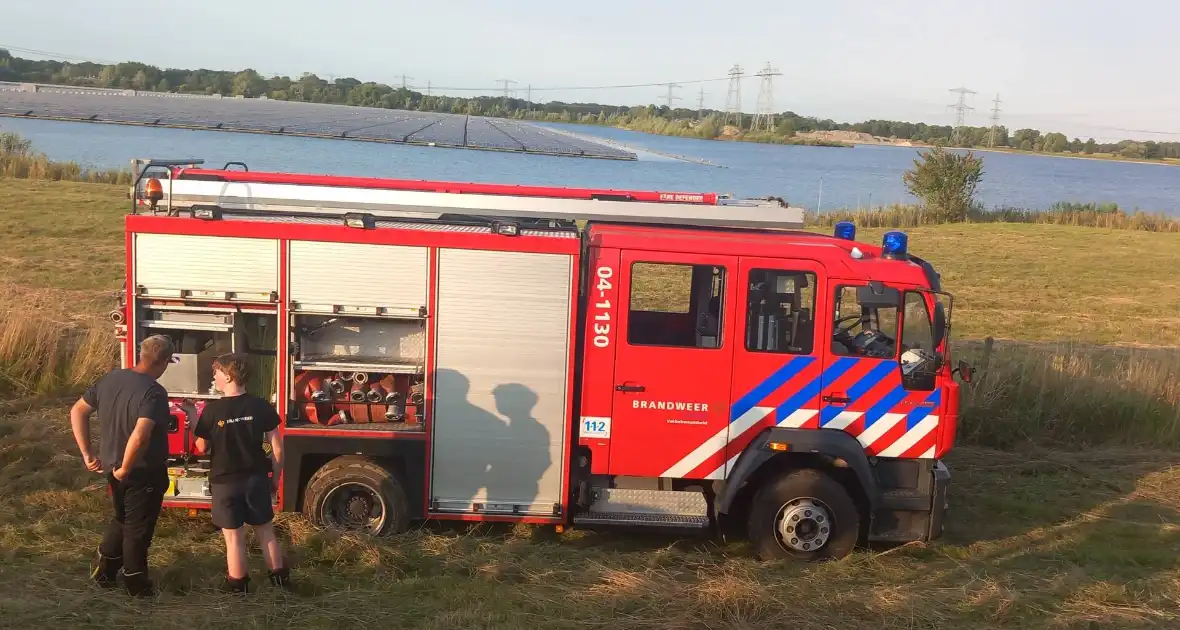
[529,75,732,92]
[750,63,782,133]
[988,94,1002,147]
[1088,126,1180,137]
[724,64,744,128]
[496,79,517,98]
[0,43,118,65]
[425,75,735,93]
[948,86,976,145]
[662,82,681,109]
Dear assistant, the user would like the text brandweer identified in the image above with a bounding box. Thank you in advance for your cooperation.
[632,400,709,412]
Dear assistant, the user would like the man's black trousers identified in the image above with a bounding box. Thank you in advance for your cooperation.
[99,467,168,576]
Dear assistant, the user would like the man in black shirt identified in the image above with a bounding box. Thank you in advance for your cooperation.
[70,334,175,598]
[193,353,289,593]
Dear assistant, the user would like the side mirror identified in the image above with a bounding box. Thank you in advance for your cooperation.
[932,304,947,347]
[952,359,974,384]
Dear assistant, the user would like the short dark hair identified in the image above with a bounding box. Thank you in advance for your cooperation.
[212,353,250,385]
[139,335,175,368]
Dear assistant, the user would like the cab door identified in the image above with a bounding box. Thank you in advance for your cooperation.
[607,250,738,480]
[725,258,827,476]
[818,280,930,458]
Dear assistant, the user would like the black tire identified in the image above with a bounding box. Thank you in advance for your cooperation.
[747,468,860,561]
[302,455,410,536]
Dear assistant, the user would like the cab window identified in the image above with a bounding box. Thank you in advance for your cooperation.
[745,269,816,355]
[831,285,899,359]
[628,262,726,349]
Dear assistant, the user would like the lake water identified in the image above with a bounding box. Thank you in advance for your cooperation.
[2,116,1178,214]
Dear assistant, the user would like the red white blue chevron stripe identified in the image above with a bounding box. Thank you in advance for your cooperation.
[660,356,942,480]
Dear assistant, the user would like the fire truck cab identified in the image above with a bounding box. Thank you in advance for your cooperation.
[117,159,969,561]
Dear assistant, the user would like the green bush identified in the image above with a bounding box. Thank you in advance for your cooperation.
[902,145,984,221]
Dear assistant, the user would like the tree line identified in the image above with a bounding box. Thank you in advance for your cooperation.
[2,49,1176,159]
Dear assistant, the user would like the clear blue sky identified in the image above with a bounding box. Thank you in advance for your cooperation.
[3,0,1177,141]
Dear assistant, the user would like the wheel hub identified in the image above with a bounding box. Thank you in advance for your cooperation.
[776,498,832,552]
[346,495,372,522]
[324,482,387,532]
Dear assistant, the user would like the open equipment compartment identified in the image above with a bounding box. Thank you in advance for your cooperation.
[286,239,430,432]
[134,303,280,501]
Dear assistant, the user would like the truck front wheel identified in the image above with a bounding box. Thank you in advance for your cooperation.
[302,455,410,536]
[747,468,860,561]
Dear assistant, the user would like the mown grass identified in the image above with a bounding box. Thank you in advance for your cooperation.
[847,223,1180,345]
[0,179,126,293]
[2,404,1179,628]
[629,220,1180,345]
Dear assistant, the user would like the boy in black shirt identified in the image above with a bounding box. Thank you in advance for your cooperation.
[193,353,290,593]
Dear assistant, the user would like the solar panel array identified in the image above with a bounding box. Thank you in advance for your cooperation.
[0,88,636,160]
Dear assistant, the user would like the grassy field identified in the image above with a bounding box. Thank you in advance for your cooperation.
[2,178,1180,627]
[969,144,1180,167]
[2,404,1179,628]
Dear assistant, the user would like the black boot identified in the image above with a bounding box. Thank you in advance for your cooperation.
[89,550,122,588]
[121,570,156,598]
[268,567,291,589]
[221,574,250,594]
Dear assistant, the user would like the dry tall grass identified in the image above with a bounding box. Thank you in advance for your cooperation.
[0,312,115,398]
[0,132,132,185]
[809,202,1180,232]
[957,340,1180,449]
[0,285,118,398]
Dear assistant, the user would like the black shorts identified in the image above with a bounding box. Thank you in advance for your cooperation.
[211,473,274,530]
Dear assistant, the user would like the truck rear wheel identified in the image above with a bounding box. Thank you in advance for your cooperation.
[747,468,859,561]
[302,455,410,536]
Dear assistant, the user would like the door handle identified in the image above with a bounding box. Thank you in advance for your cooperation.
[822,395,850,404]
[616,384,645,393]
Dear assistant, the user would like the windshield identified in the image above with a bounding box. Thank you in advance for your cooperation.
[831,286,953,361]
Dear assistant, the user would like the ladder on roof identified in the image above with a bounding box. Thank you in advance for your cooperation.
[132,159,807,230]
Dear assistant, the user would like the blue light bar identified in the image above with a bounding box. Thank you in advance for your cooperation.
[834,221,856,240]
[882,231,909,259]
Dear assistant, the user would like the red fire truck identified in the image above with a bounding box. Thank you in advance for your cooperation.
[115,158,971,561]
